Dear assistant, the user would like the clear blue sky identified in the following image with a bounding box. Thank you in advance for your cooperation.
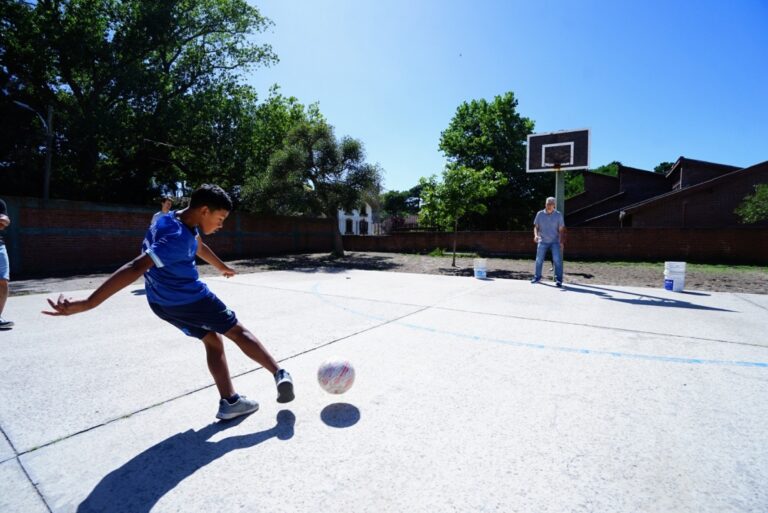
[246,0,768,192]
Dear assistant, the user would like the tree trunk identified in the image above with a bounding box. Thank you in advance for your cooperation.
[451,217,458,267]
[332,224,345,258]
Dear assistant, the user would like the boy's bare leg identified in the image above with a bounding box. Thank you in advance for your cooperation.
[201,332,235,398]
[224,323,279,374]
[0,279,8,316]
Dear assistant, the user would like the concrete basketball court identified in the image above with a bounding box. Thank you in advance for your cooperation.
[1,269,767,512]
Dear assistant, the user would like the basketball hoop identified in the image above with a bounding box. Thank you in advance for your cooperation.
[526,129,590,173]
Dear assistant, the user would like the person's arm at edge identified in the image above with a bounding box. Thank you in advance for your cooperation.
[43,253,154,316]
[196,236,235,278]
[0,213,9,229]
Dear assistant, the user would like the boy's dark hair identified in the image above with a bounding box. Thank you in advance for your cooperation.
[189,184,233,212]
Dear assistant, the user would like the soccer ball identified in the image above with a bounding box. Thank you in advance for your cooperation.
[317,358,355,394]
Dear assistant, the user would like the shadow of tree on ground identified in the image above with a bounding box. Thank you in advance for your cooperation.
[222,253,403,273]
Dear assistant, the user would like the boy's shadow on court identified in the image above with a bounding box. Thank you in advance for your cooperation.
[77,410,295,513]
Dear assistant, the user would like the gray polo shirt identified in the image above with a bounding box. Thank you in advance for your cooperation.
[533,209,565,243]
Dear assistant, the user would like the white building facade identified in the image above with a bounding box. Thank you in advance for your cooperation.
[338,202,374,235]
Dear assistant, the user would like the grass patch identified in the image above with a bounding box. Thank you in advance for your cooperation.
[558,260,766,273]
[427,248,479,259]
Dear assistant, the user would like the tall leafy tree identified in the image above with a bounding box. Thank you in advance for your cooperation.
[419,164,507,266]
[0,0,276,202]
[654,161,675,174]
[565,161,622,198]
[439,92,550,230]
[241,120,382,256]
[735,184,768,224]
[381,184,422,217]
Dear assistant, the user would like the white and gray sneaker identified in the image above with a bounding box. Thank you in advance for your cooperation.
[275,369,295,403]
[0,318,14,330]
[216,395,259,420]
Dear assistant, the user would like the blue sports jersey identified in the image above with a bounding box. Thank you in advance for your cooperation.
[142,212,212,306]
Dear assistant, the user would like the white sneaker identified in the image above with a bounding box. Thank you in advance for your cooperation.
[216,395,259,420]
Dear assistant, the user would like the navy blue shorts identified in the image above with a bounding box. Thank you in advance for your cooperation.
[149,294,238,339]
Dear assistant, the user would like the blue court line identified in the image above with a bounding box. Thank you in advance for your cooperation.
[309,284,768,369]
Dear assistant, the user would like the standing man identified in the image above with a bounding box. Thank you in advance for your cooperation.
[151,195,174,227]
[0,198,13,329]
[531,196,566,287]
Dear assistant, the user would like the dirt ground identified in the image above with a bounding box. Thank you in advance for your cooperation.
[12,251,767,297]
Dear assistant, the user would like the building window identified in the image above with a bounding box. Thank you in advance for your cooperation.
[345,218,354,234]
[359,219,369,235]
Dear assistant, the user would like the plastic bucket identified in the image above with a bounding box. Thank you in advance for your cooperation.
[473,258,487,279]
[664,273,686,291]
[664,261,686,273]
[663,262,686,292]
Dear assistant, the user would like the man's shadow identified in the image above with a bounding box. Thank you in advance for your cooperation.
[77,410,295,513]
[564,284,732,312]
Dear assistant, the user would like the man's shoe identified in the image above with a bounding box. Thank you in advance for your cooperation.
[275,369,295,403]
[530,277,541,284]
[0,318,14,330]
[216,395,259,420]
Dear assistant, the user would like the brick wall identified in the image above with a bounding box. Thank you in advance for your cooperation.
[3,196,764,278]
[344,227,768,265]
[3,197,335,278]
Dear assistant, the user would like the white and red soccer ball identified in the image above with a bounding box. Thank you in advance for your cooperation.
[317,358,355,394]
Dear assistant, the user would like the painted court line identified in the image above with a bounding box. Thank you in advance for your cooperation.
[306,283,768,369]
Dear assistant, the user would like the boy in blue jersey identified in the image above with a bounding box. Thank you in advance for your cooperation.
[43,184,294,420]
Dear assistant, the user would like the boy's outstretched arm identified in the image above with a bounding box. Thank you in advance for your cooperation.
[43,254,154,316]
[196,237,235,277]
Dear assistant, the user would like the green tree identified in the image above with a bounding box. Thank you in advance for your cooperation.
[241,120,382,256]
[564,173,585,199]
[438,92,549,230]
[654,161,675,174]
[735,184,768,223]
[593,161,621,177]
[1,0,276,202]
[564,161,621,198]
[381,184,422,217]
[419,164,507,266]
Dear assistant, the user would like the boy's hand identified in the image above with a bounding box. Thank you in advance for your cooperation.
[219,264,236,278]
[43,294,91,316]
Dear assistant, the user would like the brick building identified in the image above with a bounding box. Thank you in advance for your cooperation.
[565,157,767,228]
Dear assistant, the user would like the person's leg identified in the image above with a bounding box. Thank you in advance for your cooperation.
[224,323,279,374]
[0,245,7,315]
[201,331,236,399]
[533,242,547,281]
[0,279,8,318]
[224,323,294,403]
[552,243,563,284]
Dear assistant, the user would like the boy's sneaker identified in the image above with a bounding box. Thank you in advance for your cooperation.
[275,369,295,403]
[216,395,259,420]
[530,277,541,284]
[0,318,14,330]
[556,281,563,288]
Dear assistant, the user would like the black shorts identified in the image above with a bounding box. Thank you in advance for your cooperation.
[149,294,238,339]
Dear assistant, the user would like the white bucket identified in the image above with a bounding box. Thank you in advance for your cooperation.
[664,274,685,292]
[664,261,686,273]
[664,261,686,292]
[473,258,487,279]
